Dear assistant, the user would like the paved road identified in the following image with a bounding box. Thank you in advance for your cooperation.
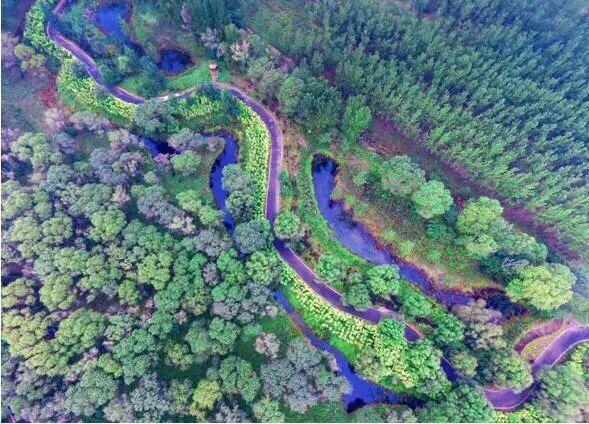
[46,10,589,411]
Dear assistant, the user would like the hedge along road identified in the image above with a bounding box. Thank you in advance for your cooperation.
[46,3,589,412]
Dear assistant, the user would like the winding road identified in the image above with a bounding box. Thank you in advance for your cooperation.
[45,3,589,412]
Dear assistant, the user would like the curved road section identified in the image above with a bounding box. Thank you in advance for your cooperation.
[46,9,588,411]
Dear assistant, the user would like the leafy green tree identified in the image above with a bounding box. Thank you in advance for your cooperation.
[378,318,406,346]
[99,63,125,86]
[11,132,60,170]
[2,189,33,220]
[248,57,284,100]
[385,406,418,423]
[277,72,304,115]
[234,219,272,254]
[112,329,157,384]
[412,180,454,219]
[245,250,283,286]
[349,404,390,422]
[211,279,245,318]
[452,300,506,350]
[208,317,239,355]
[216,250,246,285]
[66,183,112,218]
[365,264,401,299]
[418,384,494,423]
[14,43,45,75]
[171,151,201,176]
[198,205,223,228]
[431,312,465,348]
[345,283,372,311]
[316,254,346,285]
[456,197,503,258]
[177,190,206,215]
[506,264,575,310]
[7,216,42,244]
[252,396,285,423]
[273,211,303,243]
[97,353,123,379]
[533,364,589,422]
[169,379,193,415]
[222,164,256,222]
[449,351,478,378]
[459,233,499,259]
[478,349,533,392]
[147,310,175,337]
[43,164,74,193]
[64,368,118,417]
[137,252,173,290]
[133,99,177,137]
[492,219,548,263]
[189,379,221,419]
[90,206,126,242]
[342,96,372,146]
[52,247,89,277]
[53,308,106,360]
[381,156,425,196]
[165,343,193,371]
[185,321,212,364]
[406,339,448,391]
[400,289,432,319]
[218,356,260,403]
[226,190,256,222]
[167,128,203,151]
[2,310,50,370]
[184,0,231,32]
[117,280,140,305]
[104,315,137,344]
[39,274,75,311]
[1,278,37,309]
[79,249,123,292]
[278,68,342,132]
[222,164,252,193]
[41,214,73,245]
[457,197,504,234]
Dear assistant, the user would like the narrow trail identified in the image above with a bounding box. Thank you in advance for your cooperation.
[45,5,589,412]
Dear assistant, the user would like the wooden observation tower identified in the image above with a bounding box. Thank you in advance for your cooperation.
[209,62,219,83]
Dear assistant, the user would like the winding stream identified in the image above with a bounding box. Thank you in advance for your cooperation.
[92,3,130,43]
[92,4,192,75]
[274,292,403,412]
[159,49,193,75]
[312,155,529,319]
[206,138,398,411]
[209,135,239,231]
[312,156,470,308]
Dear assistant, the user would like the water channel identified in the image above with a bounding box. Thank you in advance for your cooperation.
[311,155,526,317]
[205,139,401,411]
[92,4,192,75]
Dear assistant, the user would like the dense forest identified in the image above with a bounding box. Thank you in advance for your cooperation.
[239,0,589,261]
